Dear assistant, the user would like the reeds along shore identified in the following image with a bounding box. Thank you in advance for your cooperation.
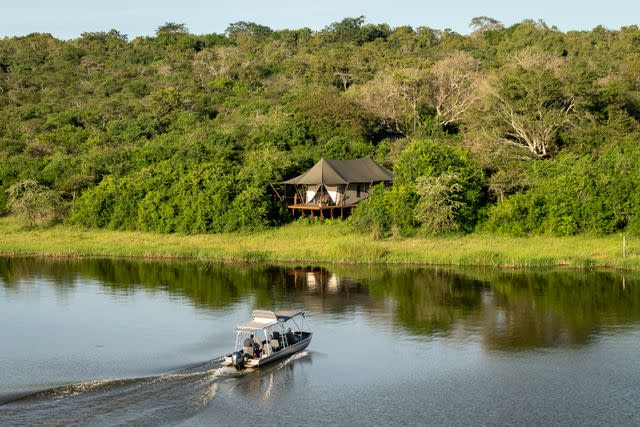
[0,217,637,269]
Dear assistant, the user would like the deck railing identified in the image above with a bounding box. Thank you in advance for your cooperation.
[287,194,354,207]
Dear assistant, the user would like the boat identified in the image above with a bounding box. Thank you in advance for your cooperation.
[224,310,312,370]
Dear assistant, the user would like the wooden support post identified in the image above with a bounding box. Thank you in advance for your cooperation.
[623,235,627,258]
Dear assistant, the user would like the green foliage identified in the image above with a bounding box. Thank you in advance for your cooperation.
[349,184,389,235]
[484,136,640,235]
[414,173,466,233]
[323,17,390,45]
[350,184,417,238]
[226,21,273,39]
[156,22,189,36]
[237,147,293,188]
[6,179,66,225]
[0,19,638,236]
[0,189,7,216]
[466,50,579,159]
[353,139,486,237]
[394,139,477,184]
[70,160,237,233]
[393,139,486,231]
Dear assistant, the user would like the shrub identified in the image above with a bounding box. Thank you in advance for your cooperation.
[351,139,486,236]
[349,184,393,236]
[414,173,466,234]
[393,138,478,184]
[483,136,640,235]
[350,183,418,237]
[6,179,66,225]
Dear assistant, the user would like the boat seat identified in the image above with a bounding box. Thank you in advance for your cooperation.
[263,342,272,356]
[286,332,299,344]
[268,332,281,351]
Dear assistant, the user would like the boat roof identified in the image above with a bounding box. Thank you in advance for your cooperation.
[274,310,305,321]
[235,309,305,332]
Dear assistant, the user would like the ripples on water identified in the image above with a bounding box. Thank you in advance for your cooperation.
[1,257,640,425]
[0,352,310,426]
[1,358,224,425]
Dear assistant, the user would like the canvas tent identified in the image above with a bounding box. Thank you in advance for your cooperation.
[280,156,394,186]
[274,157,394,212]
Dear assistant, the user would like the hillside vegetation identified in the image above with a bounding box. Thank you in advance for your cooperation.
[1,17,639,236]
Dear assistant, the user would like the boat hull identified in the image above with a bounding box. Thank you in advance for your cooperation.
[225,333,312,369]
[253,333,312,367]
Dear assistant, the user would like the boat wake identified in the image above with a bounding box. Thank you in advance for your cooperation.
[0,357,232,426]
[0,351,313,425]
[282,350,309,364]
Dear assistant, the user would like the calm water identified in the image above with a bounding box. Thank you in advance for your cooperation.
[1,257,640,425]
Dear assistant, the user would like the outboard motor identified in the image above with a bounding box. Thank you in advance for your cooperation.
[231,351,245,370]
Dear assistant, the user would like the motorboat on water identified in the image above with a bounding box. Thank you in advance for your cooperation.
[224,309,312,370]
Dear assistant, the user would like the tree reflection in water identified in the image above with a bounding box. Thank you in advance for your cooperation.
[1,257,639,351]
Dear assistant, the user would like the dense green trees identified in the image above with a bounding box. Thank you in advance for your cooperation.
[0,18,639,235]
[483,136,640,235]
[350,138,485,236]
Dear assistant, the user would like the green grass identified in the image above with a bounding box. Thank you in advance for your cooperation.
[0,216,638,269]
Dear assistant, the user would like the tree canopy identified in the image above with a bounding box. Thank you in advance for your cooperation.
[0,18,639,236]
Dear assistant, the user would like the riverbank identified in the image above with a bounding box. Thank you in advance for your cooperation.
[0,217,637,269]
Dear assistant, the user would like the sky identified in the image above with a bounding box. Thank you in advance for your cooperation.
[0,0,638,39]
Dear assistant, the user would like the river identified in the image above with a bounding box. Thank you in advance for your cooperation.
[1,257,639,425]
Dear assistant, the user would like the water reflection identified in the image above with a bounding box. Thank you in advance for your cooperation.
[232,352,311,406]
[1,257,638,351]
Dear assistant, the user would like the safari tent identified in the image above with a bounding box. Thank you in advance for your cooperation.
[272,156,394,219]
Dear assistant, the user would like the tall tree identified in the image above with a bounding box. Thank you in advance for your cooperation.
[469,16,504,35]
[156,22,189,35]
[480,50,575,157]
[353,66,429,135]
[428,51,482,126]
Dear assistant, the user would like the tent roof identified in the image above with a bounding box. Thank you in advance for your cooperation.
[280,156,394,185]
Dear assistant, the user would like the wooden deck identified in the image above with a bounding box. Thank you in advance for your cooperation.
[287,204,358,220]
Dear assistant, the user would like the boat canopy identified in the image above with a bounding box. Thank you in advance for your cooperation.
[274,310,304,321]
[235,309,305,332]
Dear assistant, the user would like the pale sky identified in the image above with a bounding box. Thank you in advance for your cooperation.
[1,0,638,39]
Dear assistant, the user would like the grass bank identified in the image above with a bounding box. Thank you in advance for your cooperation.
[0,217,637,269]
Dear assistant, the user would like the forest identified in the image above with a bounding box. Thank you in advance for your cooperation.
[1,17,639,236]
